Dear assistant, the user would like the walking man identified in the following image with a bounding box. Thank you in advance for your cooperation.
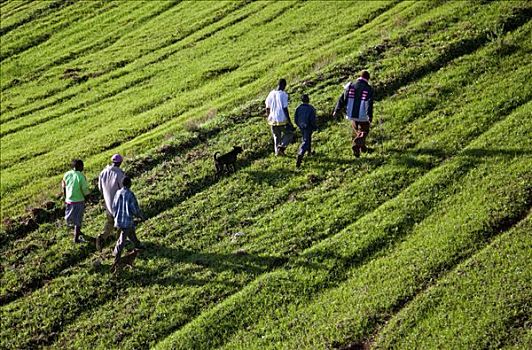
[96,153,125,250]
[111,176,145,269]
[332,70,374,157]
[265,78,294,156]
[295,94,317,168]
[62,159,90,243]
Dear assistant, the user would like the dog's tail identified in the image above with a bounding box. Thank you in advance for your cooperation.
[214,152,220,160]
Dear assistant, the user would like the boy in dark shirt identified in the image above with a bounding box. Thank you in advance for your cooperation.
[294,94,317,168]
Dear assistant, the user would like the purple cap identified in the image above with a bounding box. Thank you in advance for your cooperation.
[111,154,123,163]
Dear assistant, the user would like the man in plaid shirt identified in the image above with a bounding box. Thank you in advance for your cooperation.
[112,176,145,266]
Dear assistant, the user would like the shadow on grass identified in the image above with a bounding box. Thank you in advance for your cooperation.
[410,147,532,158]
[108,241,288,288]
[308,146,532,173]
[310,152,385,169]
[141,139,273,216]
[245,168,299,186]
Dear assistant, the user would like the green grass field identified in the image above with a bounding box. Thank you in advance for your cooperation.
[1,1,531,349]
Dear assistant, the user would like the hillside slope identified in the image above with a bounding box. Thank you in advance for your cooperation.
[1,1,531,349]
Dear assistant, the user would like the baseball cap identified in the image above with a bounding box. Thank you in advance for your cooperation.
[111,154,123,163]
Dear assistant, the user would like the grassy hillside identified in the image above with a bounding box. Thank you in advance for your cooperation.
[1,1,531,349]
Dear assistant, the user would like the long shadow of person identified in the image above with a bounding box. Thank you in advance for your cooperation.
[108,241,288,287]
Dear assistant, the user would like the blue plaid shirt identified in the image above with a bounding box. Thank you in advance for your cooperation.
[112,188,142,229]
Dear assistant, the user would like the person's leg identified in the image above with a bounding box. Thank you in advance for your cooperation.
[297,132,305,157]
[358,122,370,152]
[113,228,128,264]
[74,225,82,243]
[297,129,311,168]
[78,202,86,241]
[296,141,304,167]
[271,126,282,155]
[300,129,312,155]
[97,212,114,250]
[281,124,294,148]
[69,202,85,243]
[351,121,360,157]
[65,204,74,241]
[127,227,143,249]
[307,130,313,155]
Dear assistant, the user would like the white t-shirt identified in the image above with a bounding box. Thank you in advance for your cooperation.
[265,89,289,125]
[98,164,125,215]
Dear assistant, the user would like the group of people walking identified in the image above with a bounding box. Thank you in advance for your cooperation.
[62,154,144,267]
[265,70,374,165]
[61,70,374,267]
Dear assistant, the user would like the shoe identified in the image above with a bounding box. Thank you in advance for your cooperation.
[296,155,303,168]
[74,235,87,243]
[277,146,286,156]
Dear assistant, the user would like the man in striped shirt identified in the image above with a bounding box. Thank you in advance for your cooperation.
[333,70,374,158]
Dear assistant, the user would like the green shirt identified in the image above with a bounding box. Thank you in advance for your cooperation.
[62,170,90,203]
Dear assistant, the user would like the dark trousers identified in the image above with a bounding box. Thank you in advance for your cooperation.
[298,128,313,156]
[113,227,141,263]
[351,121,370,151]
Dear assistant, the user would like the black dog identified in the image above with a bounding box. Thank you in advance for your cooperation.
[214,146,243,177]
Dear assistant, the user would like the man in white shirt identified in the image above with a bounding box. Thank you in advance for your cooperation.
[96,153,125,250]
[265,78,294,155]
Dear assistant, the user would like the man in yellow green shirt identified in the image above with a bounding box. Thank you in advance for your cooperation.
[62,159,90,243]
